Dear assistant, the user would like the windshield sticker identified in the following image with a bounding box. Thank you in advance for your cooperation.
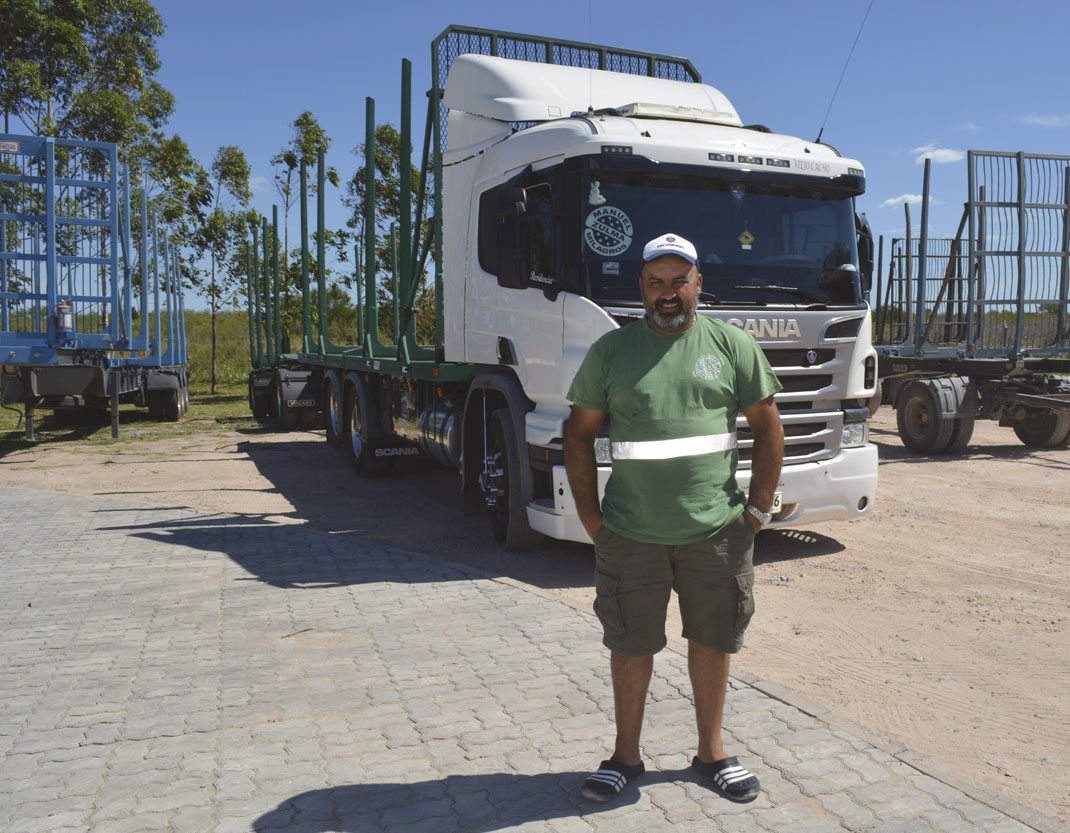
[588,181,607,206]
[731,183,745,201]
[585,206,633,257]
[602,261,620,276]
[738,228,755,250]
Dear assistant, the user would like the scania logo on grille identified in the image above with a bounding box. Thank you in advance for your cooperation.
[725,318,802,340]
[806,350,818,365]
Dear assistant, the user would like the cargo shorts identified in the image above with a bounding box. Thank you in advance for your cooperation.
[591,511,756,656]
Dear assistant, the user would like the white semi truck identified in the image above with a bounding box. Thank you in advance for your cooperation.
[248,26,879,548]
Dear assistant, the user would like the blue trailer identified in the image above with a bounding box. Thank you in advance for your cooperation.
[0,133,189,440]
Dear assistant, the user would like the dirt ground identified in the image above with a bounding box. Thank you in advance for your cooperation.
[2,407,1067,821]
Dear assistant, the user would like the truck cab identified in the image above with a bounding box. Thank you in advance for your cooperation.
[442,54,878,543]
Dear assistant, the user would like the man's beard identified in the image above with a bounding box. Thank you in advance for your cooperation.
[646,295,697,332]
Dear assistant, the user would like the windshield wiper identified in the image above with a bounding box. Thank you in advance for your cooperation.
[699,291,721,305]
[732,284,830,305]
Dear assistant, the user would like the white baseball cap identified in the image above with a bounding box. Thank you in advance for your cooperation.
[642,233,698,265]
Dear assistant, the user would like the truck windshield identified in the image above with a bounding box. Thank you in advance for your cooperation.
[579,171,862,307]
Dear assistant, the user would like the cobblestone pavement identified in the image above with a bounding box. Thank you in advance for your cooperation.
[1,486,1063,833]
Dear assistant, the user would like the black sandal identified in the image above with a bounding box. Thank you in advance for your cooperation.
[581,759,646,802]
[691,755,761,802]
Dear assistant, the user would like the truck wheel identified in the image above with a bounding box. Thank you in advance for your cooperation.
[1011,409,1070,448]
[345,379,391,477]
[896,381,954,454]
[944,417,975,454]
[274,374,299,430]
[323,373,345,447]
[485,408,544,550]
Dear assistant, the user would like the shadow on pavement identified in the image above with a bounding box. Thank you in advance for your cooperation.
[253,771,654,832]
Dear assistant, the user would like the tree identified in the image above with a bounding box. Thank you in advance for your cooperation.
[0,0,210,318]
[342,123,434,345]
[192,146,252,392]
[270,111,339,274]
[0,0,172,144]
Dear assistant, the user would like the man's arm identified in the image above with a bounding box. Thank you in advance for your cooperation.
[564,404,607,540]
[741,395,784,531]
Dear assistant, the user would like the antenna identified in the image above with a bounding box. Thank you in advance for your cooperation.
[815,0,875,144]
[588,0,594,111]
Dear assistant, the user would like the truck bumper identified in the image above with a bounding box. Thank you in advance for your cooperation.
[527,444,878,544]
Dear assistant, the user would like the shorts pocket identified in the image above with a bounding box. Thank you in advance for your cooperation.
[734,571,755,636]
[593,569,626,639]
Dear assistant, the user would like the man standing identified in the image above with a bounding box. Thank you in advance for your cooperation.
[565,233,784,803]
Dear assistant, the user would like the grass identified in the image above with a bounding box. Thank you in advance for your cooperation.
[1,309,266,450]
[0,382,270,450]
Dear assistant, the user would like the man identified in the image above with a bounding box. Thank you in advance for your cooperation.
[565,232,784,803]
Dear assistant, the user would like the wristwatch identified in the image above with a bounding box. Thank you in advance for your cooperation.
[745,503,772,527]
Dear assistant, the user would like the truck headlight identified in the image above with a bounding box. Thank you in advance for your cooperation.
[594,437,612,464]
[841,422,868,448]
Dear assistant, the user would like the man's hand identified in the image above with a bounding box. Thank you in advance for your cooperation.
[565,405,607,540]
[741,395,784,532]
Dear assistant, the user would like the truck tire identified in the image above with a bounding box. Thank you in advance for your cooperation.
[896,381,954,454]
[485,408,544,550]
[944,417,975,454]
[323,373,345,448]
[345,378,391,477]
[1011,409,1070,448]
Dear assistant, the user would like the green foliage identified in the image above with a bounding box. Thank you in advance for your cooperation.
[183,309,251,388]
[270,111,342,271]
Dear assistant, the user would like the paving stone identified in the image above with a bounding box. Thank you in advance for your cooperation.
[0,488,1049,833]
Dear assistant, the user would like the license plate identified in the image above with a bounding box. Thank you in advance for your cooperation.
[771,492,783,513]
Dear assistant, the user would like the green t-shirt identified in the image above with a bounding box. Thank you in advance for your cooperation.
[567,314,782,545]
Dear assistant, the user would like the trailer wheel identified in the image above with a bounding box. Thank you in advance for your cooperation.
[896,381,954,454]
[1011,409,1070,448]
[323,373,345,447]
[944,417,975,454]
[345,380,391,477]
[485,408,544,551]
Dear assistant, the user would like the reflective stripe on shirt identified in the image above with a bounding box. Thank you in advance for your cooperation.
[611,432,737,460]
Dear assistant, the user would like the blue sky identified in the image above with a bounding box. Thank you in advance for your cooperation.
[152,0,1070,309]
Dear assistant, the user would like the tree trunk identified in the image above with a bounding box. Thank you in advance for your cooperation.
[210,252,217,394]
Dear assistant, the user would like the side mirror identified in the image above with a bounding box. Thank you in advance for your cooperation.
[497,187,527,218]
[855,212,874,294]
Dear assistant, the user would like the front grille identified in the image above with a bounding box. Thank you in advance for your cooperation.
[736,408,843,469]
[763,348,835,367]
[776,374,833,394]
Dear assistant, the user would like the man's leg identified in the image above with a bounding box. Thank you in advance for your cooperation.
[688,640,731,763]
[610,651,654,765]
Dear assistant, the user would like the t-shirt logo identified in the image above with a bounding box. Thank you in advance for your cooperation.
[693,354,725,381]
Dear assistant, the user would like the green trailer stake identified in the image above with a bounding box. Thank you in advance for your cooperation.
[247,25,883,548]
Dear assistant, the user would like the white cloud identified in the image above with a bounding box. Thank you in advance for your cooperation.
[250,175,271,193]
[880,194,923,208]
[958,121,980,131]
[912,144,966,164]
[1017,114,1070,127]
